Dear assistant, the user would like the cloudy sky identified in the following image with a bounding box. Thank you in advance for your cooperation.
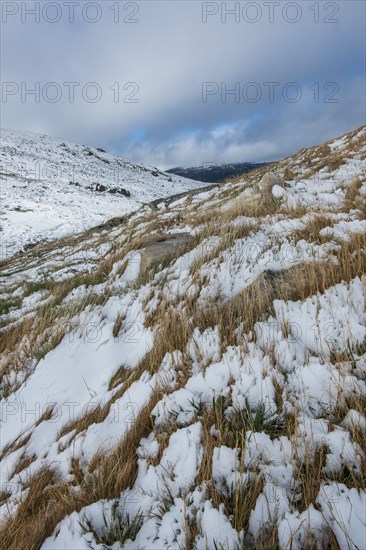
[1,1,365,168]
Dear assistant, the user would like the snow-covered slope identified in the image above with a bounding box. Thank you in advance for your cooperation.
[0,126,365,549]
[0,128,204,259]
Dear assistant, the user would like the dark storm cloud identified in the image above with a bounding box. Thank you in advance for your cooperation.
[1,1,365,168]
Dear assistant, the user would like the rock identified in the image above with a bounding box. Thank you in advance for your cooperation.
[95,183,107,192]
[96,147,106,153]
[140,233,193,275]
[107,187,130,197]
[260,172,285,191]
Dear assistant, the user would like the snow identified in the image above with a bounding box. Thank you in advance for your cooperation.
[272,184,285,198]
[1,125,366,548]
[212,446,249,492]
[317,483,366,550]
[319,219,366,241]
[341,409,366,431]
[195,501,240,549]
[0,292,154,498]
[0,128,204,258]
[278,505,327,549]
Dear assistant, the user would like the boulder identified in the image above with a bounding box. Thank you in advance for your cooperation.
[140,233,192,275]
[95,183,107,192]
[108,187,131,197]
[260,172,285,191]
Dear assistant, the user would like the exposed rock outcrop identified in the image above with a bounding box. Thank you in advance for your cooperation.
[140,232,193,274]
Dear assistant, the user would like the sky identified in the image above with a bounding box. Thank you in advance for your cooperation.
[1,0,365,169]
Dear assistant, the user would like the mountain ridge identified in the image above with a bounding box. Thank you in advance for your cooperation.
[167,161,268,183]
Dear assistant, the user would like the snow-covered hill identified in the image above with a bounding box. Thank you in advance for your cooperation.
[0,129,204,259]
[0,126,365,550]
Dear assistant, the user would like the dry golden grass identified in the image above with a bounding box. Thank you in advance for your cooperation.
[0,284,205,547]
[147,228,365,358]
[108,365,131,391]
[0,233,149,394]
[193,400,266,538]
[112,312,126,339]
[292,214,335,244]
[222,191,281,219]
[1,126,365,549]
[9,454,37,479]
[188,219,259,277]
[283,166,296,181]
[293,447,327,512]
[0,468,81,550]
[1,221,364,547]
[56,305,194,449]
[199,232,364,345]
[0,392,162,550]
[0,290,109,397]
[327,393,366,490]
[343,176,366,219]
[254,525,280,550]
[344,176,362,203]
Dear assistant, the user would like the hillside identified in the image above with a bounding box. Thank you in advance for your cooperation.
[0,126,365,550]
[167,162,266,184]
[0,129,203,259]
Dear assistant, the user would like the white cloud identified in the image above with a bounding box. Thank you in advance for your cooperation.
[1,1,365,167]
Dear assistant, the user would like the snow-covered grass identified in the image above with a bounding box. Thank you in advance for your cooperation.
[0,125,365,549]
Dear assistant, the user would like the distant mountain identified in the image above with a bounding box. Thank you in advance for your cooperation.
[166,161,267,183]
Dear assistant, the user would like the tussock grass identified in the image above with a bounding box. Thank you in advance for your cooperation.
[57,307,193,446]
[9,453,37,479]
[0,291,109,397]
[0,468,80,550]
[343,176,366,219]
[223,192,281,219]
[112,312,126,338]
[2,238,364,545]
[283,166,296,181]
[293,447,327,512]
[108,365,130,390]
[0,393,162,550]
[188,220,259,277]
[1,126,365,549]
[79,506,143,547]
[193,398,265,535]
[292,214,335,244]
[0,296,23,316]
